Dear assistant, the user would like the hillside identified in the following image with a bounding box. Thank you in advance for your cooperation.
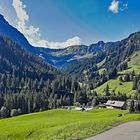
[0,35,59,92]
[0,109,139,140]
[95,77,134,96]
[119,51,140,74]
[0,35,81,116]
[66,32,140,93]
[0,15,34,52]
[95,50,140,96]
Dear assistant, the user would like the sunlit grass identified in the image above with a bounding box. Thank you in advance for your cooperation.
[94,76,135,96]
[0,109,140,140]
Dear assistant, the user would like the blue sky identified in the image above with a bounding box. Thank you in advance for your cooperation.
[0,0,140,48]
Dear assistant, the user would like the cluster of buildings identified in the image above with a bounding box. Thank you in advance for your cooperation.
[64,100,127,111]
[75,100,126,111]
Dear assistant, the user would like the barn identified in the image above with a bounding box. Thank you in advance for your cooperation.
[104,100,126,109]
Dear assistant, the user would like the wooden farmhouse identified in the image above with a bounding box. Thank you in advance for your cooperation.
[104,100,126,109]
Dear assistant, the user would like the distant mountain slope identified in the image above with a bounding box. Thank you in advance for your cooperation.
[0,15,34,52]
[95,50,140,96]
[38,41,114,69]
[0,14,139,72]
[67,32,140,80]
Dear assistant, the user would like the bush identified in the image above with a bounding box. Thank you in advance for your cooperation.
[10,109,18,117]
[0,106,9,118]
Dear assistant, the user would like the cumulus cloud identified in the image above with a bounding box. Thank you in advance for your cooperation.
[48,36,81,49]
[109,0,119,13]
[108,0,128,14]
[30,36,81,49]
[12,0,81,49]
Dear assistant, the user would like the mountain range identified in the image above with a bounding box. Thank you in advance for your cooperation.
[1,14,139,74]
[0,14,114,69]
[0,13,140,117]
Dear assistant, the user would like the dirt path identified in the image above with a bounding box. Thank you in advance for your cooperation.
[84,121,140,140]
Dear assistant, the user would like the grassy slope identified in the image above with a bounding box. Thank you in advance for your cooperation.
[95,77,135,96]
[119,51,140,74]
[0,109,140,140]
[95,51,140,96]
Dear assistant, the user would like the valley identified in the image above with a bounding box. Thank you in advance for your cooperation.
[0,1,139,138]
[0,13,140,116]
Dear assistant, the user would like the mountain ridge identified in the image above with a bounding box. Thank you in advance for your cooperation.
[1,14,139,69]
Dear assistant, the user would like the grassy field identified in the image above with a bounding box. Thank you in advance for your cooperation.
[95,51,140,96]
[95,76,135,96]
[119,51,140,74]
[0,109,140,140]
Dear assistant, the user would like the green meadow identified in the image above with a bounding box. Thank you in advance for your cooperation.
[95,51,140,96]
[119,51,140,75]
[0,109,140,140]
[95,76,135,96]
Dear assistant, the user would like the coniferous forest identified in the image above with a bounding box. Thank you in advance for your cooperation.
[0,30,140,118]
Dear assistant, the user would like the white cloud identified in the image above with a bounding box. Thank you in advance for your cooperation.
[46,36,81,49]
[108,0,128,14]
[12,0,81,49]
[109,0,119,14]
[12,0,28,24]
[0,5,11,22]
[30,36,81,49]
